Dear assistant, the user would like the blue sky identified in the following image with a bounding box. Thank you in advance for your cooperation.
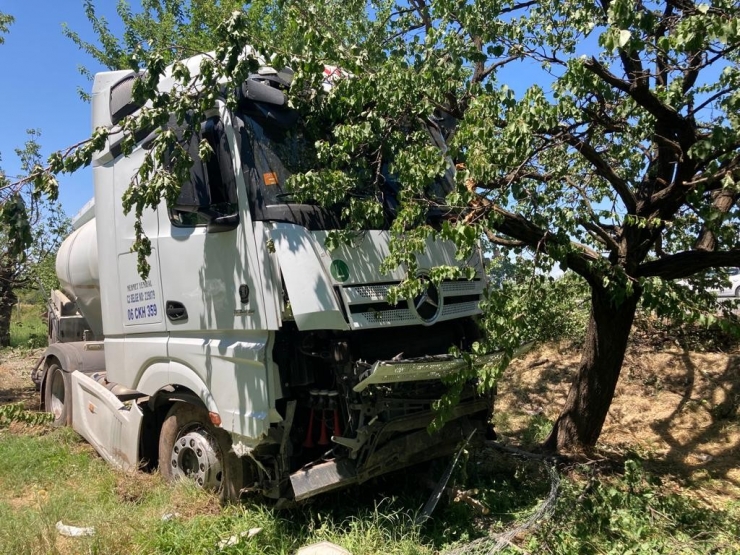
[0,1,124,219]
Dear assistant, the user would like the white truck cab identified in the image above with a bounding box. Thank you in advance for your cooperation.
[36,56,494,502]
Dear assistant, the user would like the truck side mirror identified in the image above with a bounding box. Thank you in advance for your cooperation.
[238,78,286,106]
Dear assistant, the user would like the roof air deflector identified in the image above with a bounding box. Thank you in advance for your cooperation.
[110,72,145,125]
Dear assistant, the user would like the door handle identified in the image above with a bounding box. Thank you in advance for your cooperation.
[166,301,188,322]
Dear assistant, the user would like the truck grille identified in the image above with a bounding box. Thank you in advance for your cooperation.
[341,280,484,329]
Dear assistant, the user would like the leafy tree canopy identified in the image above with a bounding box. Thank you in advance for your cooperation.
[0,132,69,346]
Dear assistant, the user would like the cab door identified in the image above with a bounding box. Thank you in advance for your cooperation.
[156,108,268,335]
[155,107,280,440]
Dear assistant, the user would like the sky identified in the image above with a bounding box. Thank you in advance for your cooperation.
[0,1,125,219]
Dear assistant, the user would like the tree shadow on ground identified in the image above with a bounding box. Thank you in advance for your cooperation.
[0,387,37,407]
[646,352,740,494]
[497,344,740,502]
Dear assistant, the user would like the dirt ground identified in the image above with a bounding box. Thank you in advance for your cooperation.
[3,341,739,505]
[499,341,740,505]
[0,347,42,408]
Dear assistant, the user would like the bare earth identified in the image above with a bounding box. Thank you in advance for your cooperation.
[499,341,740,504]
[0,348,42,409]
[3,342,739,505]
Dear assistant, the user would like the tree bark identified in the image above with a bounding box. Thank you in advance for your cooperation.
[543,284,640,452]
[694,189,738,252]
[0,266,17,347]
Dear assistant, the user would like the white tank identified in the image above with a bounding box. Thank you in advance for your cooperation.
[56,218,103,337]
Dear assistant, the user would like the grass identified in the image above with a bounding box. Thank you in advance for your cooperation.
[520,414,552,446]
[2,325,739,554]
[0,423,444,555]
[9,301,47,349]
[526,460,740,555]
[1,417,738,555]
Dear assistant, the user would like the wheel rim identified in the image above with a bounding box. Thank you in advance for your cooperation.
[49,370,66,420]
[170,426,223,490]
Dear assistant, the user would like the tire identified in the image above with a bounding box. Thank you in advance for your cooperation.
[158,403,244,503]
[44,364,72,427]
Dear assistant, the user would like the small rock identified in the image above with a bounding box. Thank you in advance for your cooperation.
[56,521,95,537]
[296,541,351,555]
[217,527,262,550]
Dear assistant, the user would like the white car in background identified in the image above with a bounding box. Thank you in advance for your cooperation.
[711,268,740,297]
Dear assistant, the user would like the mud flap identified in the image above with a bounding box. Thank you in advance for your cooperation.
[71,371,142,471]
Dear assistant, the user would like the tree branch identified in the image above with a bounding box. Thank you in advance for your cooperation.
[484,229,526,247]
[583,57,686,130]
[693,189,738,251]
[579,218,620,254]
[656,156,740,204]
[562,133,637,213]
[409,0,432,33]
[476,202,602,278]
[653,3,674,88]
[691,86,734,115]
[637,249,740,280]
[499,1,539,15]
[475,56,519,83]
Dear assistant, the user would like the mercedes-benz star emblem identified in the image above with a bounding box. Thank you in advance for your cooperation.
[409,276,443,325]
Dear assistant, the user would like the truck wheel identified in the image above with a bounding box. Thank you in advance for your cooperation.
[44,364,72,427]
[158,403,244,503]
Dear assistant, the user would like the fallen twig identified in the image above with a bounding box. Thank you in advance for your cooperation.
[444,447,561,555]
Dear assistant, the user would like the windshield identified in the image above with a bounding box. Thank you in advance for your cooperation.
[238,111,315,204]
[235,106,456,230]
[235,109,343,230]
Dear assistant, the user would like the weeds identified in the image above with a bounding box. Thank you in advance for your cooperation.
[9,302,47,350]
[0,427,437,555]
[0,424,738,554]
[525,459,740,554]
[0,402,52,427]
[521,414,552,446]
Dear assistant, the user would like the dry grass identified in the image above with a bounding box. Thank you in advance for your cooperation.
[0,347,42,408]
[498,341,740,504]
[5,338,740,506]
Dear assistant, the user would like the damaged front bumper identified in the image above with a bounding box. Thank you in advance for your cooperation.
[289,396,491,500]
[352,349,523,392]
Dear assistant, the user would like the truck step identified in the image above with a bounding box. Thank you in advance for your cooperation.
[71,371,143,471]
[89,372,146,402]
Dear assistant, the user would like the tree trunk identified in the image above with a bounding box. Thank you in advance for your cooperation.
[0,267,17,347]
[543,284,640,452]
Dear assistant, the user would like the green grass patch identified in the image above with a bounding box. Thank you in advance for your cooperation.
[521,413,553,446]
[0,427,439,555]
[0,425,737,555]
[523,459,740,555]
[9,301,47,349]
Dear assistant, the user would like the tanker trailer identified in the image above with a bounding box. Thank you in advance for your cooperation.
[33,203,106,426]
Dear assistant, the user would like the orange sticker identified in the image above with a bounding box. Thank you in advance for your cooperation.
[263,172,278,185]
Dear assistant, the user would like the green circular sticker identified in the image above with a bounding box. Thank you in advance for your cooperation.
[330,259,350,282]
